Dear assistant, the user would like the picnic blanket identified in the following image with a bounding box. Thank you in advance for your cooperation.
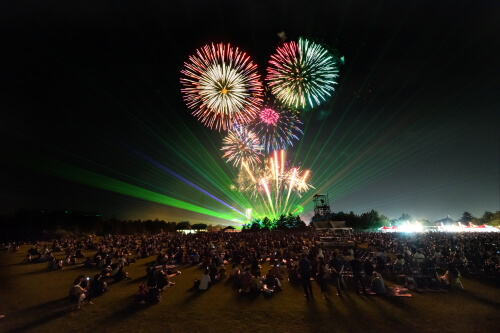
[387,285,413,297]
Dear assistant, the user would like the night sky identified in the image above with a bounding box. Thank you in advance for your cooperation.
[1,0,498,225]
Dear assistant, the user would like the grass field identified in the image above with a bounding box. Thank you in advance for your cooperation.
[0,245,498,333]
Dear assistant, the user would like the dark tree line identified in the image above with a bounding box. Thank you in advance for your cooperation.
[2,208,497,242]
[469,211,500,227]
[313,210,390,230]
[0,209,201,242]
[330,210,500,229]
[242,213,307,231]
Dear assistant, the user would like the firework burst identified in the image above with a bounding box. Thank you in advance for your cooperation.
[235,164,268,198]
[234,150,314,217]
[181,43,263,131]
[247,96,303,153]
[221,127,263,168]
[266,37,339,109]
[260,108,280,125]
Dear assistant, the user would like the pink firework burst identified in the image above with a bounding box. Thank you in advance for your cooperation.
[259,108,280,125]
[247,90,303,153]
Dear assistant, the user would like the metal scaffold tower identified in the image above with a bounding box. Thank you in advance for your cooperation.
[313,194,331,220]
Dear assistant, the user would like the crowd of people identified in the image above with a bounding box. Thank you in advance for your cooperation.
[5,229,500,309]
[360,231,500,288]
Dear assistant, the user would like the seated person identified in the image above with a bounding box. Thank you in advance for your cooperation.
[93,253,102,265]
[156,270,173,290]
[89,274,108,297]
[97,257,107,268]
[145,287,161,304]
[81,257,96,268]
[45,252,55,262]
[264,270,282,294]
[112,267,130,282]
[394,254,406,269]
[109,264,120,277]
[21,254,32,264]
[156,252,168,264]
[116,255,128,267]
[371,272,387,294]
[48,257,63,270]
[28,246,40,256]
[218,266,227,280]
[239,268,253,293]
[101,265,112,277]
[209,263,218,281]
[440,266,464,290]
[230,264,240,279]
[269,263,283,280]
[251,271,263,294]
[250,258,261,274]
[135,283,148,304]
[75,249,85,258]
[78,275,89,288]
[64,255,76,266]
[69,277,90,310]
[191,252,200,265]
[198,269,211,291]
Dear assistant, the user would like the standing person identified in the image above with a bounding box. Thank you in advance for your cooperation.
[364,258,375,286]
[316,248,325,260]
[349,254,367,295]
[316,257,329,299]
[329,252,347,296]
[299,254,313,298]
[414,250,426,270]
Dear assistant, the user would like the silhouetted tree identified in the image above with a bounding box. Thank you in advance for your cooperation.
[175,221,191,230]
[289,215,306,229]
[191,223,208,231]
[275,214,287,230]
[261,217,273,230]
[460,211,474,224]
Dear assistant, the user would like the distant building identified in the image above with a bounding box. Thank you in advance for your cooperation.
[434,216,456,225]
[222,226,239,232]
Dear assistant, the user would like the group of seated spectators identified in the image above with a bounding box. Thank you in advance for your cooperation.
[362,231,500,290]
[8,229,499,310]
[68,274,108,310]
[227,262,283,295]
[67,257,132,310]
[133,255,183,305]
[1,242,21,254]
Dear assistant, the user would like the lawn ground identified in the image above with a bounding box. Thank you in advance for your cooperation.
[0,245,498,333]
